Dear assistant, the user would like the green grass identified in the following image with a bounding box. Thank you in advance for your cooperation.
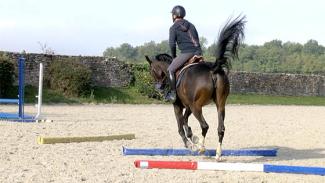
[22,86,161,104]
[78,86,162,104]
[227,93,325,106]
[5,85,325,106]
[24,85,78,104]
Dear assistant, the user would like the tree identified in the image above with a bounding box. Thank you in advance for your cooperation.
[283,42,303,54]
[136,40,171,61]
[156,40,170,54]
[38,42,55,55]
[264,40,282,49]
[136,41,157,61]
[199,36,208,55]
[103,47,118,58]
[102,38,325,74]
[303,39,325,55]
[118,43,137,60]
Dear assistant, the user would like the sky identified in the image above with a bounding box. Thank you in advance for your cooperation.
[1,0,325,56]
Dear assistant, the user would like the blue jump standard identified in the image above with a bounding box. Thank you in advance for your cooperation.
[122,147,277,156]
[0,57,36,123]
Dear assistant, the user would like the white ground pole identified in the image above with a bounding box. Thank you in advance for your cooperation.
[197,162,264,172]
[35,62,43,119]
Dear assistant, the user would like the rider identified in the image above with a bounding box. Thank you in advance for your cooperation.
[166,5,202,102]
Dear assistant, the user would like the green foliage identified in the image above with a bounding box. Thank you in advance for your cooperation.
[119,43,137,60]
[103,38,325,74]
[131,64,162,99]
[303,39,325,55]
[235,39,325,74]
[45,57,92,97]
[136,40,171,61]
[103,43,137,62]
[0,54,15,98]
[103,40,171,63]
[199,36,208,55]
[103,47,118,58]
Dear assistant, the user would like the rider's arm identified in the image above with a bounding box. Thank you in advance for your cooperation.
[169,27,177,58]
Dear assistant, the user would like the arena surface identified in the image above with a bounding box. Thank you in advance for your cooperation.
[0,104,324,182]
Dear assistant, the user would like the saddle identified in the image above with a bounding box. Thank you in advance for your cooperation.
[175,55,204,87]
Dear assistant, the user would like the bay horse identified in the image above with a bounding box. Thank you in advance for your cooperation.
[145,16,246,160]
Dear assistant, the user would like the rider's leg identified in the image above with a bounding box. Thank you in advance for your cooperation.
[166,53,194,102]
[166,70,177,102]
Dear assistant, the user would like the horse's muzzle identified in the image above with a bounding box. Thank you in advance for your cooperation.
[154,83,165,93]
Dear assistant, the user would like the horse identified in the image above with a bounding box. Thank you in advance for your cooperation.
[145,16,246,160]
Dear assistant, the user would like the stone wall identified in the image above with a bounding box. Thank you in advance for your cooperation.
[1,51,324,96]
[0,51,133,87]
[229,72,325,96]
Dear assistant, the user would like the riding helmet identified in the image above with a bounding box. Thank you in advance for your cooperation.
[171,5,186,18]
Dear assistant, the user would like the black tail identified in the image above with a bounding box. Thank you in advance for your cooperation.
[213,15,246,74]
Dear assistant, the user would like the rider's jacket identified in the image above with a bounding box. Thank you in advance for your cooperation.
[169,19,202,58]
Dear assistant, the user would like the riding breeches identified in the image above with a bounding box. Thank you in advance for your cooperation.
[167,53,194,73]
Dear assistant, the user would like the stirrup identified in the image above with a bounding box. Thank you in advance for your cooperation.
[165,91,176,103]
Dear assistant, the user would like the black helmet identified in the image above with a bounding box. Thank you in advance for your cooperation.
[171,5,186,18]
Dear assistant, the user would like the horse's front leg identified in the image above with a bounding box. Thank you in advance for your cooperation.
[182,108,195,141]
[190,105,209,154]
[182,108,202,151]
[173,103,191,148]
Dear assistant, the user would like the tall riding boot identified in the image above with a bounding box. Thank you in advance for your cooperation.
[165,71,177,103]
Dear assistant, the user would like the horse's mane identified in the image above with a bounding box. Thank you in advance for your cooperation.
[155,53,173,64]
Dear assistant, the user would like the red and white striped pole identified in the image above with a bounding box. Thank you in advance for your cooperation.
[134,160,325,176]
[134,160,262,171]
[135,160,197,170]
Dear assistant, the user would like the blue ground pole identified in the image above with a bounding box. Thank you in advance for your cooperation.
[264,164,325,176]
[122,147,278,157]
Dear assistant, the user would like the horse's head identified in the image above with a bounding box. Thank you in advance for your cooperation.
[145,54,172,93]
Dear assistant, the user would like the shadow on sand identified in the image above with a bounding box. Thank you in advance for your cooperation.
[237,146,325,163]
[201,146,325,164]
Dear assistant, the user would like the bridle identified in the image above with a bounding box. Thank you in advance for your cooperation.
[151,66,168,92]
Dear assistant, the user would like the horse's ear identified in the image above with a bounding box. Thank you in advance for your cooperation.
[145,55,152,64]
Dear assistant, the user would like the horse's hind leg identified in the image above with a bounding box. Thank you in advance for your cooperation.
[190,104,209,154]
[173,103,191,148]
[216,104,226,161]
[214,74,230,161]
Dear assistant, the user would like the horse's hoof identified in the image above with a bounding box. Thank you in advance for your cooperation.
[190,144,199,152]
[215,156,225,162]
[191,135,199,144]
[185,141,192,148]
[198,147,206,155]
